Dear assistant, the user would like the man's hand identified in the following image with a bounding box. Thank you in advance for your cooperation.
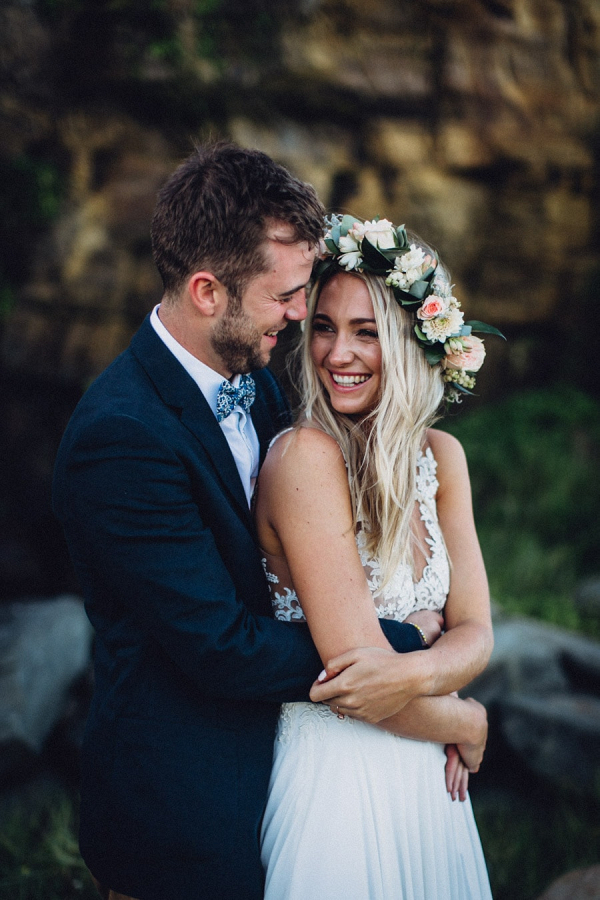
[404,610,444,646]
[309,647,425,724]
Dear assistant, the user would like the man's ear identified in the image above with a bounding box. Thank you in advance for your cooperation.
[187,271,226,316]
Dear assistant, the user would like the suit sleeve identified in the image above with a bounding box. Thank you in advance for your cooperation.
[54,414,421,705]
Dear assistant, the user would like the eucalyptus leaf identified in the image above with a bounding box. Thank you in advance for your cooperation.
[324,238,338,254]
[340,214,358,236]
[460,324,473,336]
[407,279,431,300]
[329,223,341,244]
[414,324,427,341]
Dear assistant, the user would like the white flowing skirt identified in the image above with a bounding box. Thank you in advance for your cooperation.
[261,702,492,900]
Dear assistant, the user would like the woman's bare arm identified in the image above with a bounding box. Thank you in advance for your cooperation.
[310,428,493,719]
[256,427,396,659]
[257,427,492,729]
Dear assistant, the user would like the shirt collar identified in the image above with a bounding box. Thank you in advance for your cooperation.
[150,304,241,416]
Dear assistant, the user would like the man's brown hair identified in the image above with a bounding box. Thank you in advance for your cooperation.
[151,142,325,303]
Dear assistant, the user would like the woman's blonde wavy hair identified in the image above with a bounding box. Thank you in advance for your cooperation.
[294,267,446,590]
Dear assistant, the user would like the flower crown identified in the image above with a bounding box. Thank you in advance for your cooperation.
[315,214,504,401]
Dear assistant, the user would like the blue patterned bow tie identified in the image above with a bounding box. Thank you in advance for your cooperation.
[216,374,256,422]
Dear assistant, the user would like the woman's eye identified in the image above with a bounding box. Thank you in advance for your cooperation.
[312,322,333,333]
[358,329,379,339]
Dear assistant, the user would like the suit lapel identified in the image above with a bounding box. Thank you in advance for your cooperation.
[130,317,252,527]
[250,385,276,468]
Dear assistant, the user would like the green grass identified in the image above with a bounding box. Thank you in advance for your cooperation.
[0,785,96,900]
[439,385,600,638]
[441,385,600,894]
[1,779,598,900]
[472,785,600,900]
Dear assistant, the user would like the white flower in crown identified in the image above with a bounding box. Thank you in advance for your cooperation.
[396,245,428,272]
[421,305,465,343]
[353,218,397,250]
[386,270,414,291]
[388,244,433,290]
[337,233,362,270]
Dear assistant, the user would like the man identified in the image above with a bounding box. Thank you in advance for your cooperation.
[53,143,435,900]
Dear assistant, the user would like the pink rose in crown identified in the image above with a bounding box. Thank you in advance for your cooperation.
[444,335,486,372]
[417,295,446,320]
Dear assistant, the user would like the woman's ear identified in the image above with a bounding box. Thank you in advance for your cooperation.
[187,271,227,316]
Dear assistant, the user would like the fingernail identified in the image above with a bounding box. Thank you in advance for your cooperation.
[317,669,327,682]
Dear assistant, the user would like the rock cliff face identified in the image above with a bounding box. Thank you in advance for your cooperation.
[1,0,599,389]
[0,0,599,595]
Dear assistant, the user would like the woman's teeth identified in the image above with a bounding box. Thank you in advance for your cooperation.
[331,374,370,385]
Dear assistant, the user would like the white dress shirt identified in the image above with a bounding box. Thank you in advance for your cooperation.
[150,305,260,505]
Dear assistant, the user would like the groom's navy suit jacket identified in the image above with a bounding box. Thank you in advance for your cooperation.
[53,315,422,900]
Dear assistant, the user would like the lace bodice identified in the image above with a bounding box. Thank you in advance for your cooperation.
[262,446,450,624]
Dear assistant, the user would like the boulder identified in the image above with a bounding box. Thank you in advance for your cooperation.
[464,614,600,794]
[465,615,600,706]
[537,865,600,900]
[0,595,92,782]
[500,693,600,795]
[575,578,600,619]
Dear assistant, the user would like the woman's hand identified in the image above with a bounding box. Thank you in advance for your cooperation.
[444,744,469,801]
[445,696,487,801]
[404,610,444,647]
[455,697,488,773]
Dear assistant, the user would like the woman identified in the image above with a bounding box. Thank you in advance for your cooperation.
[256,215,499,899]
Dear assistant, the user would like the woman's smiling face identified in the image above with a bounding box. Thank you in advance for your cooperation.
[310,272,382,417]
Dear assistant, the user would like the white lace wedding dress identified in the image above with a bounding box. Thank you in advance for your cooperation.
[260,447,492,900]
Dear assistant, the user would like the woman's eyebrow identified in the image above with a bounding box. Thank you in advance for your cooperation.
[313,313,377,325]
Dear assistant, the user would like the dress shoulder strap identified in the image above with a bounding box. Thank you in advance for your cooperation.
[268,427,294,452]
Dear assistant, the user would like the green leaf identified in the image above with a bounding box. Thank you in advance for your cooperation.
[414,324,427,341]
[407,278,431,300]
[328,223,341,244]
[395,225,409,250]
[340,214,359,236]
[460,324,473,336]
[424,344,446,366]
[324,237,338,254]
[360,236,391,272]
[466,320,506,339]
[314,258,335,279]
[393,288,422,307]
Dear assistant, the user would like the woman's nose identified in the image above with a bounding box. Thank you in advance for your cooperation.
[328,333,354,365]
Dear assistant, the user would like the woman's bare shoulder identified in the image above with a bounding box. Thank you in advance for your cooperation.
[263,425,345,478]
[426,427,465,458]
[425,427,469,491]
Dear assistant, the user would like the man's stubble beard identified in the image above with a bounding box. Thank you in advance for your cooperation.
[210,304,268,375]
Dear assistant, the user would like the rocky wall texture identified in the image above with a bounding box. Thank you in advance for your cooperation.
[1,0,599,388]
[0,0,599,596]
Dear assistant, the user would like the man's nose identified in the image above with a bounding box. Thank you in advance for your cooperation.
[284,290,307,322]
